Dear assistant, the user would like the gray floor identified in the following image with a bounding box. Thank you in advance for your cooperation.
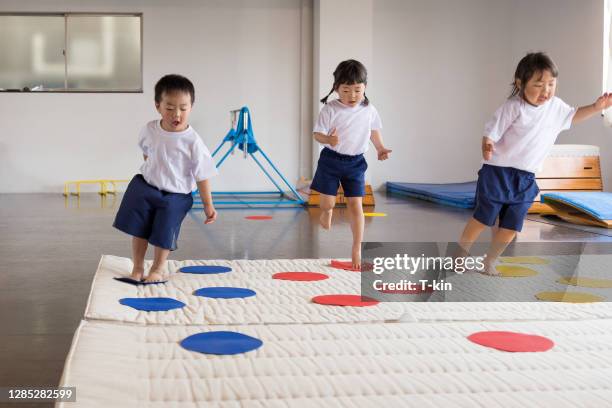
[1,192,611,407]
[526,213,612,237]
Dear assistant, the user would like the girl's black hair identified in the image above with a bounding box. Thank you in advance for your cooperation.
[510,52,558,98]
[320,59,370,105]
[155,74,195,105]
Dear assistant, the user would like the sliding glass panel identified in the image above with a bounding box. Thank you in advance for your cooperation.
[66,15,141,91]
[0,15,65,91]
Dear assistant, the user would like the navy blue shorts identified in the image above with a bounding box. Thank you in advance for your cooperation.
[473,164,539,232]
[113,174,193,251]
[310,148,368,197]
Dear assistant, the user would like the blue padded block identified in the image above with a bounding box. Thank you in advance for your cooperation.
[119,297,185,312]
[194,287,256,299]
[386,181,476,208]
[541,192,612,221]
[179,265,232,274]
[180,331,263,355]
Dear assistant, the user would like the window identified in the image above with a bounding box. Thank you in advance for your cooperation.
[0,13,142,92]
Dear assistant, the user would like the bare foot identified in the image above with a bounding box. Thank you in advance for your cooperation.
[319,209,332,229]
[351,245,361,270]
[130,266,144,281]
[144,269,165,283]
[479,261,501,277]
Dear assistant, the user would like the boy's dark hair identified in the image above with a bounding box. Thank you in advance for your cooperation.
[320,59,370,105]
[154,74,195,105]
[510,52,558,98]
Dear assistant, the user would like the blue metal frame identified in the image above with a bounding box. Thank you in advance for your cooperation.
[193,106,306,208]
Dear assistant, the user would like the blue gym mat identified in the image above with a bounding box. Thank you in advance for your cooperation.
[386,181,477,208]
[541,192,612,228]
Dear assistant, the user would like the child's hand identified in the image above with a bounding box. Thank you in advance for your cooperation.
[377,147,392,161]
[204,206,217,224]
[482,137,495,160]
[594,92,612,110]
[327,128,339,146]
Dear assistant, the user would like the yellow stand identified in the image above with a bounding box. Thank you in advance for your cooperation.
[63,179,129,196]
[105,179,129,195]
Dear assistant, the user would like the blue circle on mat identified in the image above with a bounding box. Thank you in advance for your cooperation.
[119,297,185,312]
[180,331,263,355]
[194,287,256,299]
[179,265,232,274]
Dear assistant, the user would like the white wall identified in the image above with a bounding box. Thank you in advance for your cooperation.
[2,0,611,193]
[0,0,310,193]
[372,0,515,186]
[313,0,373,174]
[510,0,612,186]
[372,0,611,189]
[313,0,373,101]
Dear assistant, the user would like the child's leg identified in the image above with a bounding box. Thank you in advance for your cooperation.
[458,217,488,254]
[145,192,193,282]
[144,246,170,282]
[310,149,341,230]
[131,237,148,280]
[113,175,155,280]
[319,194,336,229]
[482,227,517,276]
[480,198,530,276]
[346,196,364,270]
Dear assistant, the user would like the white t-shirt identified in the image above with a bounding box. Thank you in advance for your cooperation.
[484,95,576,173]
[138,120,218,194]
[313,99,383,156]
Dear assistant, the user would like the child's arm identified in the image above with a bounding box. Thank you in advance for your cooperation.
[370,130,392,161]
[313,128,339,146]
[196,179,217,224]
[482,137,495,160]
[481,99,518,158]
[572,93,612,124]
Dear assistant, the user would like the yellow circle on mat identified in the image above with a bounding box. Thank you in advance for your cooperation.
[495,265,538,277]
[535,291,604,303]
[500,256,549,265]
[557,277,612,289]
[364,212,387,217]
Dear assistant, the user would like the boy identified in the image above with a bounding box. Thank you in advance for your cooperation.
[113,74,218,282]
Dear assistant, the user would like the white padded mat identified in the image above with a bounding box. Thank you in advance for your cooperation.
[86,255,612,325]
[85,255,409,324]
[398,254,612,321]
[58,319,612,407]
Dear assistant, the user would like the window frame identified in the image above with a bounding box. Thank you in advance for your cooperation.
[0,12,143,93]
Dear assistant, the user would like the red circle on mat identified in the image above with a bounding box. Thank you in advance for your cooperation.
[330,260,373,272]
[467,331,554,352]
[312,294,379,307]
[245,215,273,220]
[273,272,329,281]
